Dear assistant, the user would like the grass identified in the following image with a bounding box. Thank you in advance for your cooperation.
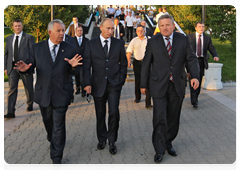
[3,28,236,82]
[208,38,236,82]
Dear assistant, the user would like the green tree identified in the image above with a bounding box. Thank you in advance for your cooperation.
[206,5,236,49]
[4,5,90,42]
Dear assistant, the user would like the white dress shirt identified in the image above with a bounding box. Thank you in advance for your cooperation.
[48,39,60,57]
[196,32,204,57]
[76,35,83,46]
[126,36,148,61]
[100,34,111,54]
[125,15,135,27]
[12,31,23,61]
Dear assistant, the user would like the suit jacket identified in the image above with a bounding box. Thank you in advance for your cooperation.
[4,32,35,75]
[74,36,89,56]
[146,27,153,37]
[65,34,76,47]
[83,36,127,97]
[29,40,79,107]
[118,22,125,40]
[140,32,199,98]
[187,33,218,70]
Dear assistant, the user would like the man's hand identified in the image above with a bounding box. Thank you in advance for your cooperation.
[140,88,146,95]
[128,60,132,68]
[84,86,92,94]
[214,57,219,62]
[14,60,32,72]
[191,78,199,90]
[4,70,7,76]
[64,54,82,68]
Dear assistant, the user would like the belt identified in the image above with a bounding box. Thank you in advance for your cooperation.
[134,58,143,62]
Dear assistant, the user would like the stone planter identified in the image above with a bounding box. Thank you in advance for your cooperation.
[202,63,223,90]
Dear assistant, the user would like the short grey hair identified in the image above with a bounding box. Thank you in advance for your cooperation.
[158,14,174,24]
[47,19,65,32]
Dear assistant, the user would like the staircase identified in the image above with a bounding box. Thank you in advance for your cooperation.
[91,26,101,39]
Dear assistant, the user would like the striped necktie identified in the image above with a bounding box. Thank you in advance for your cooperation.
[51,44,57,62]
[165,37,173,82]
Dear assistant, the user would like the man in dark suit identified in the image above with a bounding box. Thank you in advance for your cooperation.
[74,26,89,96]
[64,33,76,47]
[14,19,81,164]
[67,16,80,37]
[140,20,153,37]
[4,19,35,118]
[140,15,200,163]
[83,18,127,155]
[113,18,125,41]
[187,22,219,108]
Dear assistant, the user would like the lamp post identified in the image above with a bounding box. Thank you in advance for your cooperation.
[51,5,55,21]
[202,5,206,24]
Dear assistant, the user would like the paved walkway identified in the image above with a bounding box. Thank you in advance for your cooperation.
[4,82,236,166]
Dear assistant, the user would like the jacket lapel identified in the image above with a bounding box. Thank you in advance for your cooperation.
[43,40,53,65]
[18,32,26,49]
[108,37,117,59]
[53,42,65,67]
[171,32,180,57]
[158,34,169,57]
[96,36,106,58]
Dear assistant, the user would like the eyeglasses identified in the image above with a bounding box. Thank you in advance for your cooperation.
[86,93,91,103]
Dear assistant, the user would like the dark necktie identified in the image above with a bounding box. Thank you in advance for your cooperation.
[51,44,58,62]
[14,36,19,62]
[115,26,118,38]
[103,40,108,56]
[165,37,173,82]
[197,34,201,57]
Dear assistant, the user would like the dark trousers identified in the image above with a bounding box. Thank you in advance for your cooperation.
[133,59,151,106]
[75,66,86,93]
[39,104,68,162]
[152,81,183,154]
[189,57,204,105]
[126,26,133,42]
[93,82,121,143]
[7,68,33,113]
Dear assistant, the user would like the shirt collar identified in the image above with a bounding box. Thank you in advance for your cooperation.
[163,32,174,40]
[48,38,59,47]
[15,31,23,37]
[100,34,111,43]
[196,32,203,37]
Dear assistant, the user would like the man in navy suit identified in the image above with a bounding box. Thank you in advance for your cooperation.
[4,19,35,118]
[14,19,82,164]
[187,22,219,108]
[83,18,127,155]
[74,26,89,96]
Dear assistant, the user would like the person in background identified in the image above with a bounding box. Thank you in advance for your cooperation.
[133,13,141,37]
[4,19,35,118]
[99,8,106,23]
[148,7,154,24]
[113,18,125,41]
[154,7,164,35]
[162,7,169,15]
[140,20,153,37]
[67,17,80,37]
[119,10,126,27]
[115,6,121,18]
[94,8,100,26]
[125,12,135,42]
[126,25,152,109]
[187,22,219,108]
[107,5,115,18]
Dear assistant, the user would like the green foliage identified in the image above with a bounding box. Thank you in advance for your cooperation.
[153,5,202,34]
[4,5,90,42]
[206,5,236,49]
[208,38,236,82]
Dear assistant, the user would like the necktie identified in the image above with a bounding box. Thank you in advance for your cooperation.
[14,36,19,62]
[115,26,118,38]
[51,44,57,62]
[165,37,173,82]
[78,37,82,46]
[197,34,201,57]
[103,40,108,56]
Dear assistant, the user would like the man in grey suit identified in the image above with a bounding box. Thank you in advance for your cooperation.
[14,19,82,164]
[4,19,35,118]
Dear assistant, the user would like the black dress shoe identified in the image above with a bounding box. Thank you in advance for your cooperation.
[75,90,80,95]
[53,161,62,169]
[193,103,198,108]
[97,142,106,150]
[109,143,117,154]
[167,148,177,156]
[26,106,33,112]
[4,113,15,118]
[134,99,140,103]
[154,154,163,163]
